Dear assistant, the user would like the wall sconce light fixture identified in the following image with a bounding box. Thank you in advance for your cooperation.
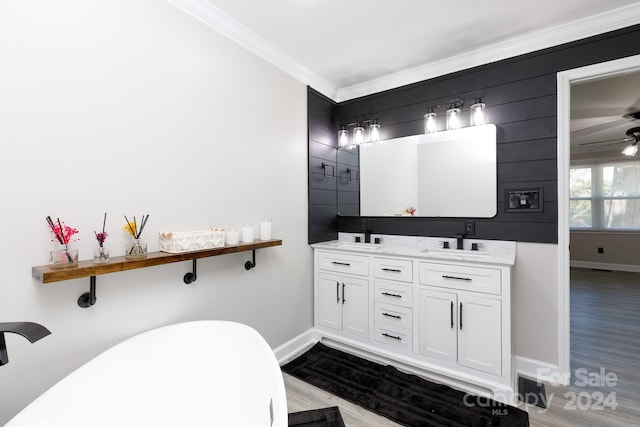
[368,121,380,143]
[338,126,349,148]
[446,99,463,130]
[353,123,365,145]
[470,98,486,126]
[424,109,437,133]
[337,120,381,149]
[425,97,488,134]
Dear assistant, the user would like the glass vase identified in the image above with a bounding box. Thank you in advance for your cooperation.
[50,245,79,269]
[125,239,147,260]
[93,246,110,264]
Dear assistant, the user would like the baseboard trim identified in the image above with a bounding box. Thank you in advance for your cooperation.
[273,328,320,364]
[293,330,515,404]
[515,356,569,386]
[571,260,640,273]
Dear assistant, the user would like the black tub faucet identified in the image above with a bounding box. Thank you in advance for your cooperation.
[0,322,51,366]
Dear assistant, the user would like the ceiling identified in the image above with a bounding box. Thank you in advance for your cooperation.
[571,72,640,159]
[168,0,640,157]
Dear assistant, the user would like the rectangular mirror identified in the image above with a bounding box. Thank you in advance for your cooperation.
[360,124,497,217]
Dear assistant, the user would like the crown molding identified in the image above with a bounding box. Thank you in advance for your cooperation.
[166,0,640,103]
[165,0,338,99]
[335,3,640,102]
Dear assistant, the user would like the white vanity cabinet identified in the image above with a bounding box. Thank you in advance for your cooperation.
[312,238,515,403]
[315,252,369,339]
[372,257,414,352]
[418,262,504,376]
[418,288,502,375]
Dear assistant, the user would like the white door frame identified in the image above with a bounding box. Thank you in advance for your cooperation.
[556,54,640,382]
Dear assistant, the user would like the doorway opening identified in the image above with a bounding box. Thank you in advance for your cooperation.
[557,54,640,382]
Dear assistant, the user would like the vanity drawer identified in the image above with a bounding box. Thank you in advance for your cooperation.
[419,262,501,295]
[318,251,369,276]
[374,323,412,351]
[374,302,413,329]
[373,257,413,283]
[374,281,413,308]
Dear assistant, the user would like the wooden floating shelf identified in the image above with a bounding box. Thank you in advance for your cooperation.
[32,239,283,284]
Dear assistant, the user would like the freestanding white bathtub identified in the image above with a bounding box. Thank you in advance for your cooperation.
[6,320,287,427]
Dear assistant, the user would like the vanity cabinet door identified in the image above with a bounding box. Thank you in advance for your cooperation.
[418,289,457,363]
[341,276,369,339]
[317,272,368,339]
[457,294,501,376]
[317,273,343,331]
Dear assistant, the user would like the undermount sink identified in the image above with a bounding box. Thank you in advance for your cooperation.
[327,242,383,251]
[422,249,492,257]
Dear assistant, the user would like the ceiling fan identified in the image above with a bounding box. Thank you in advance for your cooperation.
[622,125,640,156]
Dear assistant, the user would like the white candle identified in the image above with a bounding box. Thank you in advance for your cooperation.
[241,225,254,243]
[259,219,272,240]
[226,229,239,245]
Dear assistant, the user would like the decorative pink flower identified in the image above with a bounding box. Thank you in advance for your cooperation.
[46,216,79,245]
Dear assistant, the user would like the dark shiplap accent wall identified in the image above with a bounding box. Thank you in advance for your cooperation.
[308,87,339,243]
[308,24,640,244]
[337,147,359,216]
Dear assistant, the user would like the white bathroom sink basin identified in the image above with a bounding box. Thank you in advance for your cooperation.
[423,249,493,258]
[326,242,383,251]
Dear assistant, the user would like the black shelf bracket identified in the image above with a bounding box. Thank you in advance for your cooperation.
[78,276,97,308]
[184,259,198,284]
[245,250,256,270]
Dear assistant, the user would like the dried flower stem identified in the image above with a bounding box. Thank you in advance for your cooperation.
[46,215,75,263]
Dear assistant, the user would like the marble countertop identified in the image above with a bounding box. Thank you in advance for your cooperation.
[311,233,516,266]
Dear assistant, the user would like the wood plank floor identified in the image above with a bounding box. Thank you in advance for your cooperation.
[284,268,640,426]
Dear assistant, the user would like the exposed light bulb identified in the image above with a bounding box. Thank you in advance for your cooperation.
[338,127,349,148]
[446,108,461,130]
[353,124,365,145]
[369,122,380,142]
[424,111,437,133]
[470,99,486,126]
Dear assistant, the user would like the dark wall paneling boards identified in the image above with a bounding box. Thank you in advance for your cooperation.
[308,23,640,245]
[308,87,339,243]
[337,147,359,217]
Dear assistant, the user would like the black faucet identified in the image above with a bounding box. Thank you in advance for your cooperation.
[455,234,465,250]
[1,322,51,366]
[364,229,372,243]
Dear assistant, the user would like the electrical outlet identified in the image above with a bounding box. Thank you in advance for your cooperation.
[465,220,475,235]
[360,219,368,231]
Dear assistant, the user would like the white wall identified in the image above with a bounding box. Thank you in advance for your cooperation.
[570,231,640,272]
[0,0,311,423]
[512,243,559,366]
